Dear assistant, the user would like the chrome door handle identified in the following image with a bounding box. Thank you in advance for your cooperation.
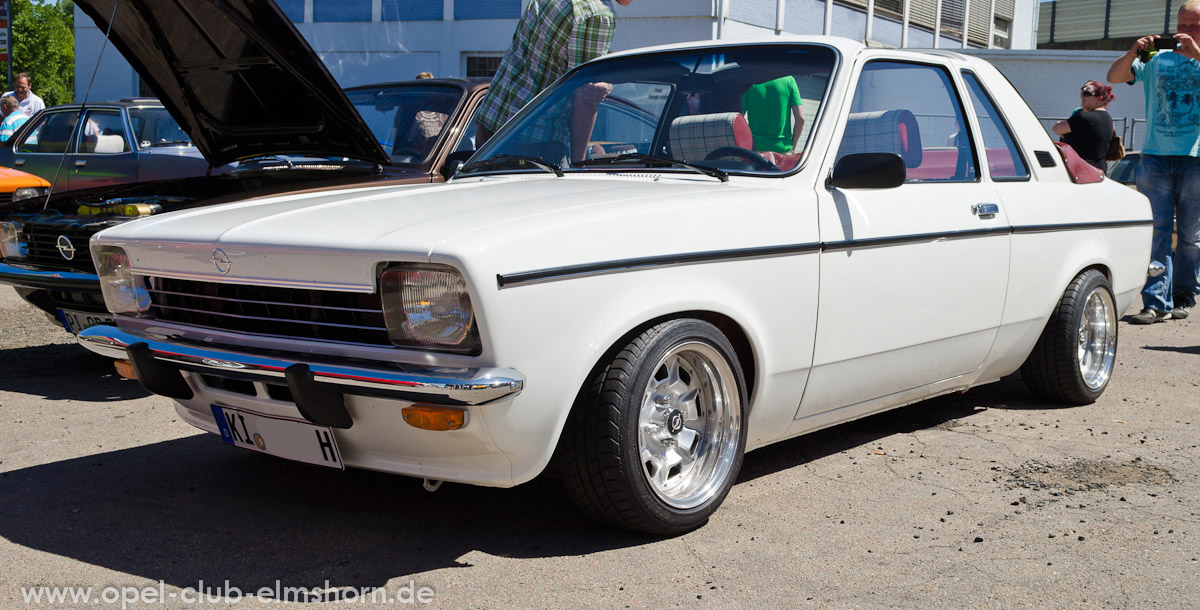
[972,203,999,219]
[13,158,24,166]
[74,160,87,168]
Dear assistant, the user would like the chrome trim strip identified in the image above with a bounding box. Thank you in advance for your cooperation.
[77,325,523,406]
[1011,220,1154,234]
[128,267,375,293]
[496,243,822,288]
[0,262,100,290]
[150,303,387,332]
[147,288,380,313]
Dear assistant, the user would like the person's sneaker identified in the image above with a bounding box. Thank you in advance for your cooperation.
[1130,307,1172,324]
[1170,303,1191,320]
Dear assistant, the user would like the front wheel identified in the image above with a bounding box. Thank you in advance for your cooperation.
[1020,269,1117,405]
[560,319,748,535]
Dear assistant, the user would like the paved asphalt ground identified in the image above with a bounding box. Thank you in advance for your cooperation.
[1,285,1198,609]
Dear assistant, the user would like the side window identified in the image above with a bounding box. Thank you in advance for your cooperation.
[77,110,130,154]
[838,61,977,183]
[961,71,1029,180]
[16,111,79,154]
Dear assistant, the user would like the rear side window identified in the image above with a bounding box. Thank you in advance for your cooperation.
[961,71,1029,181]
[838,61,978,183]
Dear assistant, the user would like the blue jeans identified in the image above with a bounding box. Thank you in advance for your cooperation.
[1136,154,1200,311]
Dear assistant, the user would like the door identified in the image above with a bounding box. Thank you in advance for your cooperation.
[798,59,1011,416]
[65,109,138,191]
[9,110,79,192]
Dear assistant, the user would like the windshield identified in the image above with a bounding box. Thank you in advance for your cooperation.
[346,84,465,166]
[464,44,836,177]
[127,107,193,149]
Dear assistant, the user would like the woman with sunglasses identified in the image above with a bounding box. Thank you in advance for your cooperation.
[1052,81,1117,170]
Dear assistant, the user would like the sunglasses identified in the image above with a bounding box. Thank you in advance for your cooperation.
[1081,89,1099,97]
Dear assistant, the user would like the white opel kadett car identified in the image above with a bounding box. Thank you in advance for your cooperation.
[80,36,1152,534]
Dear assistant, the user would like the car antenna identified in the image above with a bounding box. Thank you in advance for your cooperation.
[45,0,121,211]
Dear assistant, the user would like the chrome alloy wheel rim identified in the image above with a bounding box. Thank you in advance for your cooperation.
[638,341,741,510]
[1078,287,1117,390]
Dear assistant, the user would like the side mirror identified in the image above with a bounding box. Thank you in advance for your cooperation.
[827,153,906,189]
[441,150,473,180]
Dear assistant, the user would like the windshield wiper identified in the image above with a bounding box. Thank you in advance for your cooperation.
[460,154,563,177]
[575,153,728,182]
[239,154,295,169]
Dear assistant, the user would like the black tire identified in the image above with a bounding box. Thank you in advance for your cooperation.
[1020,269,1118,405]
[560,319,748,535]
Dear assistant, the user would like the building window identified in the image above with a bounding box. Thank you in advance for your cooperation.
[276,0,304,22]
[993,16,1011,48]
[465,55,503,78]
[383,0,442,21]
[455,0,521,20]
[314,0,372,22]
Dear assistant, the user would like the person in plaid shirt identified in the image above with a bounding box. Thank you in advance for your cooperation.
[476,0,634,158]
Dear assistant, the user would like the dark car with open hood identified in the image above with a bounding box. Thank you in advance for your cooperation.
[0,0,487,335]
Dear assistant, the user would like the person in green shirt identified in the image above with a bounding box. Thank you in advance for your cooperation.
[741,76,805,154]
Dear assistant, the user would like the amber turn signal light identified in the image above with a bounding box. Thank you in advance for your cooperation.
[113,359,138,381]
[402,405,466,431]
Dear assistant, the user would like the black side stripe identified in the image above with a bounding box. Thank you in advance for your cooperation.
[1011,219,1154,234]
[496,219,1154,289]
[496,243,822,288]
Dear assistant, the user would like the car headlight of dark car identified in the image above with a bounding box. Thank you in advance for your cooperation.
[0,221,26,259]
[12,186,50,202]
[380,264,480,354]
[94,245,152,315]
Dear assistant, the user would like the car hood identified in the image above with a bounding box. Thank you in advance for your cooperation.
[74,0,390,167]
[96,176,758,288]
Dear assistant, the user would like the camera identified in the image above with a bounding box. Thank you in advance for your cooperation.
[1153,35,1179,50]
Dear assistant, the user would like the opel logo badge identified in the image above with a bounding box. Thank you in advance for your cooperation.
[212,248,232,275]
[56,235,75,260]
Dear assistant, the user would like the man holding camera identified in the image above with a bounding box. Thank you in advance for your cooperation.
[1108,0,1200,324]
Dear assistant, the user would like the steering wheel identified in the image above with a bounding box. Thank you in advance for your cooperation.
[704,146,779,171]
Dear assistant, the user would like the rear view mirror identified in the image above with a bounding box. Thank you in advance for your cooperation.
[828,153,906,189]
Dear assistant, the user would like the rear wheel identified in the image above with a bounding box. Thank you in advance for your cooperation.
[1020,269,1117,405]
[560,319,747,535]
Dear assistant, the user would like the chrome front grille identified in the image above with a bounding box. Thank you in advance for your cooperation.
[147,277,391,347]
[22,221,105,273]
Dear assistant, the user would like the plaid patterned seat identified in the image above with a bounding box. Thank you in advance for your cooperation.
[669,112,754,162]
[837,109,922,167]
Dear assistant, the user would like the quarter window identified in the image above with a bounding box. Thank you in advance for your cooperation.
[77,110,130,154]
[961,71,1029,180]
[838,61,978,183]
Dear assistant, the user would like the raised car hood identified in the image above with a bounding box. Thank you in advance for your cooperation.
[75,0,390,167]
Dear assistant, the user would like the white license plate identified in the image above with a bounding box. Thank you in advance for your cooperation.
[211,405,344,469]
[57,309,114,335]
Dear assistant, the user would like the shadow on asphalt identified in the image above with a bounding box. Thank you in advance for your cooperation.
[739,372,1050,483]
[0,373,1070,591]
[0,433,643,594]
[1142,344,1200,356]
[0,342,149,402]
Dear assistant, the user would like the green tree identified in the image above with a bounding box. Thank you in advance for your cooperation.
[3,0,75,106]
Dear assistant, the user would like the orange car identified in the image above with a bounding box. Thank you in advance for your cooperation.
[0,166,50,207]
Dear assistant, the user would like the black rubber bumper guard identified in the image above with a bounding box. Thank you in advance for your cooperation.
[126,342,354,429]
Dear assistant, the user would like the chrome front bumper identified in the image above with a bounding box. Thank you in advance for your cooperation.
[77,325,524,407]
[0,262,100,291]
